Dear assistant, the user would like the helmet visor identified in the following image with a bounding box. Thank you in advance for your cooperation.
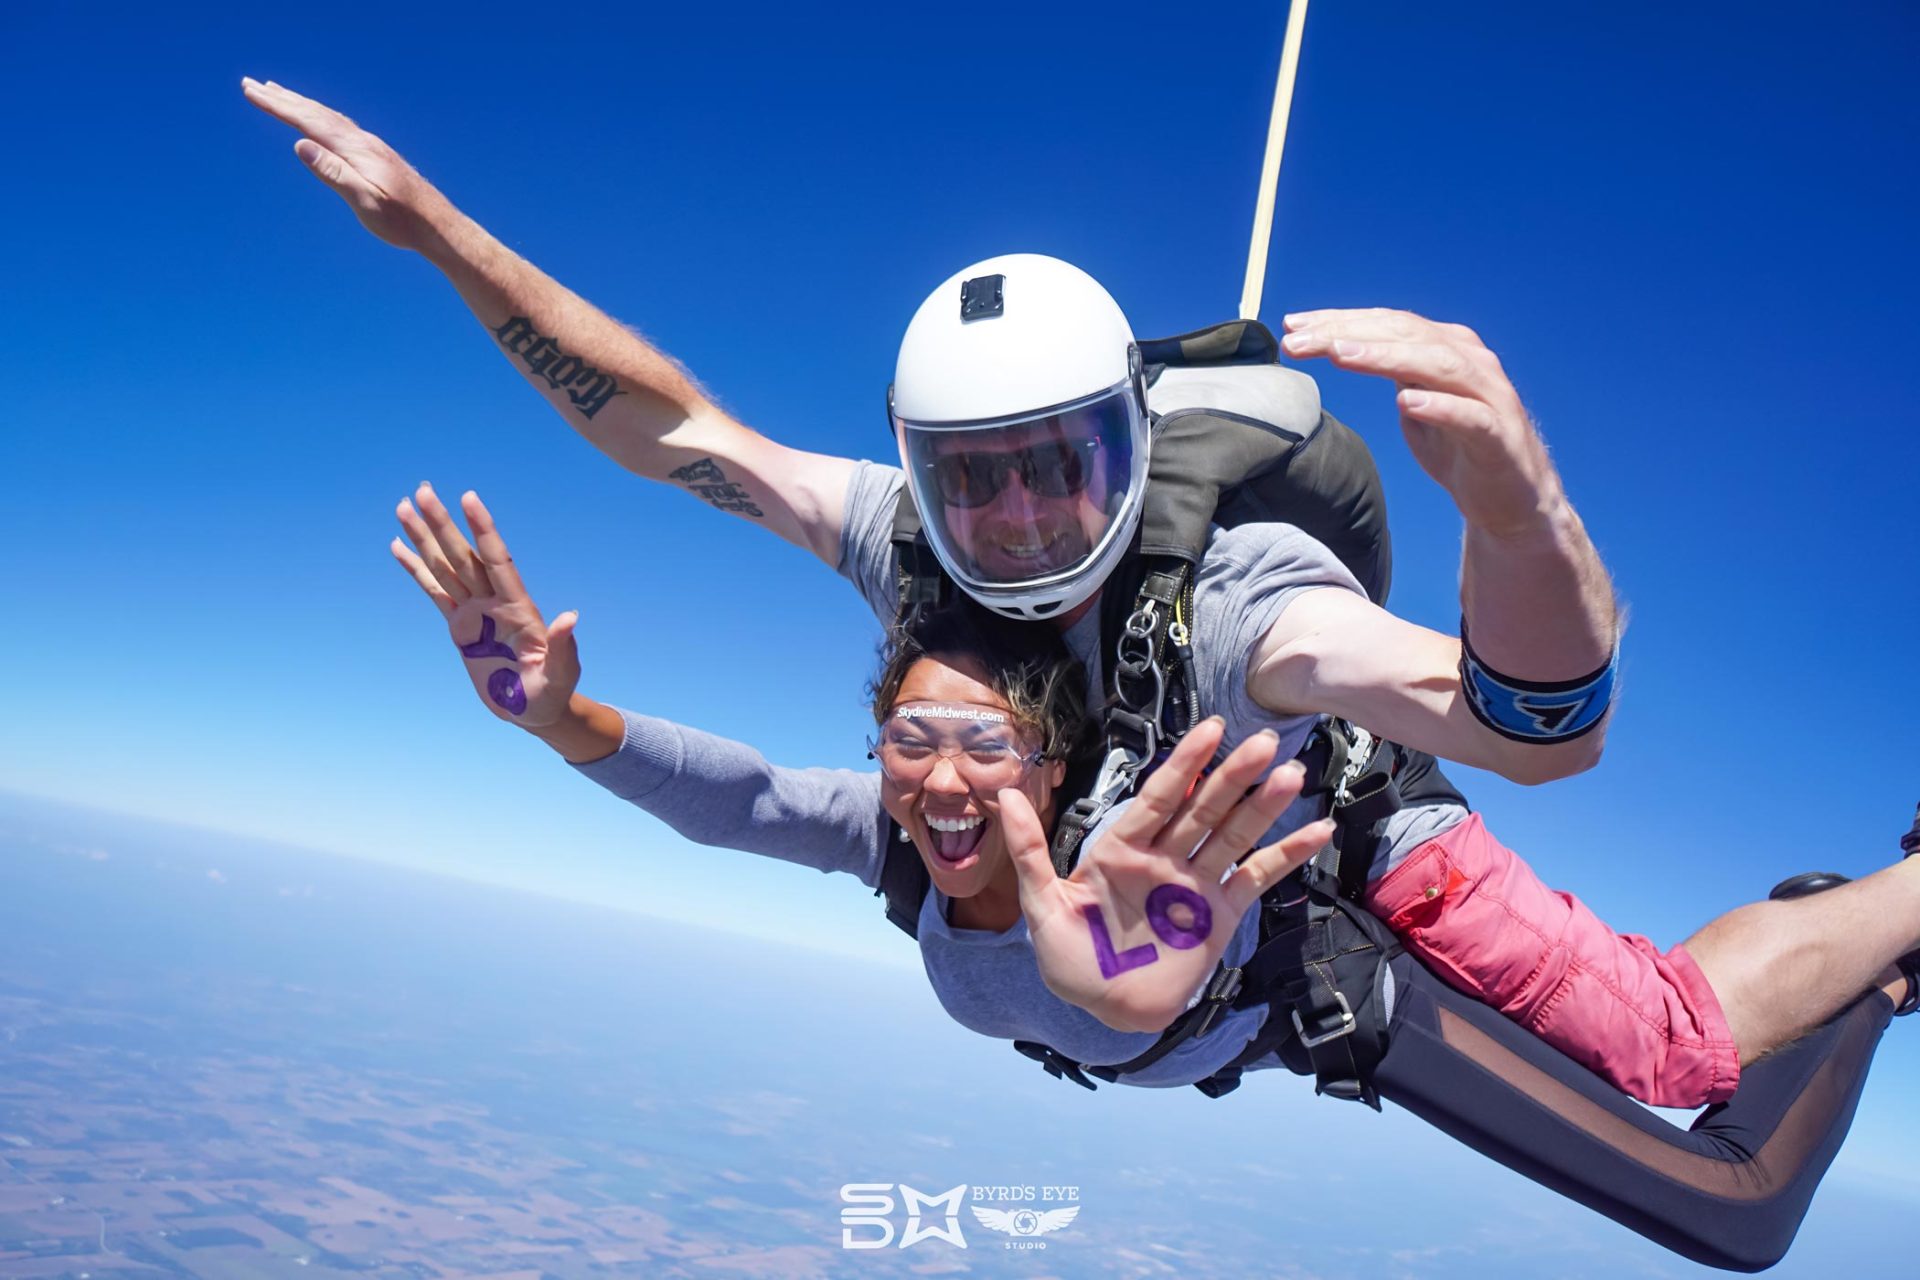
[898,383,1142,593]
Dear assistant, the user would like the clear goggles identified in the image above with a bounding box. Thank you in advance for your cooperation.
[866,702,1046,789]
[896,380,1145,593]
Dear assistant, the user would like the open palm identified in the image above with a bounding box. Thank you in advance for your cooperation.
[390,484,581,729]
[1001,720,1332,1034]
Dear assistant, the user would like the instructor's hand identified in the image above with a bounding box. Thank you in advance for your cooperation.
[999,719,1330,1035]
[391,484,580,730]
[1281,308,1564,539]
[243,78,452,256]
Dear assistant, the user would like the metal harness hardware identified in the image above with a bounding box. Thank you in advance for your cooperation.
[1012,1040,1099,1090]
[1047,592,1180,879]
[1292,990,1356,1048]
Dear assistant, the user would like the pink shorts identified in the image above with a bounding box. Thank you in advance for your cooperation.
[1365,814,1740,1108]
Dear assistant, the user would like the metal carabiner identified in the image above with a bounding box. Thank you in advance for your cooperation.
[1332,722,1380,809]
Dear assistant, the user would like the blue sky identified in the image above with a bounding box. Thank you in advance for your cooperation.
[3,0,1918,1206]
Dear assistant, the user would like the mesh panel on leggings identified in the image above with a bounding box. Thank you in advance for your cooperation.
[1373,956,1891,1271]
[1435,1002,1881,1198]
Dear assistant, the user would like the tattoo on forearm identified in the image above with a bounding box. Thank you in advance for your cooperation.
[668,457,765,518]
[492,316,627,420]
[1080,885,1216,981]
[460,616,527,716]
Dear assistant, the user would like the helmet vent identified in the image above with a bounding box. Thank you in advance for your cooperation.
[959,273,1006,322]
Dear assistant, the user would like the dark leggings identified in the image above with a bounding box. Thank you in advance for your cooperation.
[1376,949,1891,1272]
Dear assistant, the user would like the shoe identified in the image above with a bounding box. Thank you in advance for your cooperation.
[1766,869,1920,1016]
[1770,871,1851,900]
[1899,803,1920,1012]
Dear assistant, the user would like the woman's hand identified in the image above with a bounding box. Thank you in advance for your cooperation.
[391,483,581,731]
[998,719,1332,1034]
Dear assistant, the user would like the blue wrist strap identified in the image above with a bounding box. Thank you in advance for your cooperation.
[1458,622,1617,744]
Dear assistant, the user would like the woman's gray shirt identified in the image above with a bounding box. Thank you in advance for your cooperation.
[572,709,1282,1087]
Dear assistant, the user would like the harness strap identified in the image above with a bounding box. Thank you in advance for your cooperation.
[1188,882,1405,1101]
[891,527,947,628]
[1001,960,1252,1095]
[1080,962,1246,1084]
[874,821,929,940]
[1279,721,1402,1105]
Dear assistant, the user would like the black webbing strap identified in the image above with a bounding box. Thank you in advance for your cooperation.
[890,526,948,629]
[1334,751,1402,904]
[1007,961,1249,1093]
[1187,721,1399,1107]
[873,822,929,941]
[1080,962,1246,1083]
[1049,798,1103,882]
[1294,871,1373,1104]
[874,499,945,941]
[1286,721,1402,1105]
[1186,879,1404,1102]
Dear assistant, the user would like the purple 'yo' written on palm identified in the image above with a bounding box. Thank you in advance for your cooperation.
[459,616,517,661]
[487,668,527,716]
[460,616,525,716]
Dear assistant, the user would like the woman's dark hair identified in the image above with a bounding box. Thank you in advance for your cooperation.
[867,599,1098,767]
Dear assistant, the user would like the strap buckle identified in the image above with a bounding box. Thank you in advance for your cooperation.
[1331,723,1379,809]
[1291,991,1356,1049]
[1188,965,1244,1038]
[1012,1040,1100,1091]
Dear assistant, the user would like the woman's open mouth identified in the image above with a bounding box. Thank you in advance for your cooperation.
[925,813,987,864]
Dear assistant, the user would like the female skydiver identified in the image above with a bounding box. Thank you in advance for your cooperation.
[390,487,1912,1271]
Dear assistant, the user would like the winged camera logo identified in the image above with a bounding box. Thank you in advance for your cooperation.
[970,1184,1082,1250]
[971,1203,1081,1248]
[839,1182,1083,1251]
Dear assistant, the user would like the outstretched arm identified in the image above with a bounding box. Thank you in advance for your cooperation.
[1248,588,1606,784]
[248,79,856,566]
[390,484,885,879]
[1266,309,1619,782]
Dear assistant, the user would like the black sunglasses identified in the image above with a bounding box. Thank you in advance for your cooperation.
[928,438,1104,509]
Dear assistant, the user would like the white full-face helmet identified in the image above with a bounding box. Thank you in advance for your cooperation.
[889,253,1151,622]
